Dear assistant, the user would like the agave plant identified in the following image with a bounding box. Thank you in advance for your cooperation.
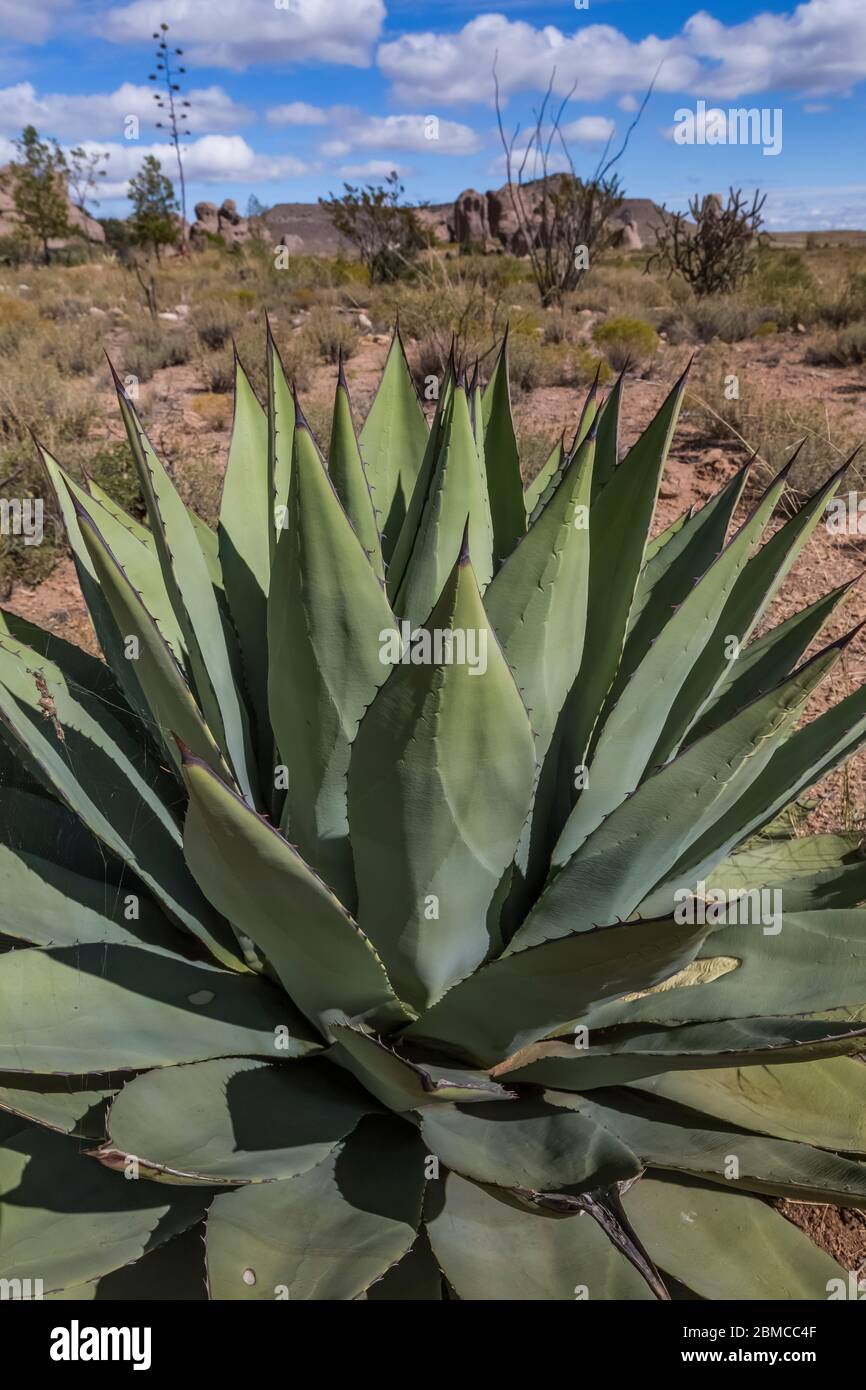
[1,324,866,1302]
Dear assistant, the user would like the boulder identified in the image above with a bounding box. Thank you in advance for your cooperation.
[453,188,490,246]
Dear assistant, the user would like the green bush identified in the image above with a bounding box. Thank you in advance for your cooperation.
[593,315,659,370]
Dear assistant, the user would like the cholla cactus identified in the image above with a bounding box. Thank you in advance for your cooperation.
[1,324,865,1301]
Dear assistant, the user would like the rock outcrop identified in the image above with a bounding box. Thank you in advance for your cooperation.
[0,166,104,248]
[189,198,258,248]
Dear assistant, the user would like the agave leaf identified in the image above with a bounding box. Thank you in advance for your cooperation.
[112,370,257,802]
[39,446,159,731]
[502,1019,866,1091]
[426,1173,654,1301]
[652,458,849,765]
[46,1224,208,1301]
[524,379,599,526]
[363,1230,443,1300]
[702,831,866,913]
[587,909,866,1032]
[622,456,752,675]
[0,1075,116,1137]
[331,1020,517,1111]
[218,353,271,764]
[571,1088,866,1206]
[268,410,395,906]
[548,368,688,847]
[559,460,792,852]
[73,500,233,785]
[267,321,295,563]
[359,327,429,562]
[348,540,536,1011]
[180,749,411,1036]
[643,505,691,564]
[386,358,454,599]
[393,382,495,625]
[104,1057,370,1184]
[0,780,125,881]
[420,1092,640,1191]
[529,641,843,941]
[485,432,593,764]
[0,943,314,1074]
[523,436,564,519]
[634,1055,866,1154]
[478,332,526,564]
[0,603,241,969]
[328,362,385,584]
[62,470,188,667]
[623,1173,845,1300]
[643,662,866,906]
[0,840,179,950]
[205,1114,425,1300]
[405,916,707,1068]
[0,1113,206,1293]
[590,367,623,498]
[689,579,857,741]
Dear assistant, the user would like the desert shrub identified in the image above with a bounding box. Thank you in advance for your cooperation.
[753,320,779,337]
[805,322,866,367]
[190,392,233,430]
[192,303,235,351]
[659,296,767,344]
[593,315,659,370]
[122,326,193,383]
[199,350,236,395]
[46,319,105,376]
[303,306,359,364]
[0,295,38,353]
[0,339,95,449]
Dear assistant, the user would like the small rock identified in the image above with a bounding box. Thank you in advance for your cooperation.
[174,304,190,317]
[795,322,807,334]
[18,283,29,292]
[659,481,679,499]
[357,312,373,331]
[158,311,180,322]
[291,314,305,328]
[88,306,107,318]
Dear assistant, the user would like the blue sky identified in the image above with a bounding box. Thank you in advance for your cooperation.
[1,0,864,228]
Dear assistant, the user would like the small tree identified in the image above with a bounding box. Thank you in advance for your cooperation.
[0,125,70,264]
[647,188,769,297]
[67,146,110,255]
[320,171,427,282]
[494,67,657,308]
[128,155,179,259]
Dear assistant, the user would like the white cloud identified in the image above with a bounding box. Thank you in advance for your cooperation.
[561,116,616,144]
[377,1,866,107]
[0,0,70,43]
[338,159,411,178]
[377,14,696,106]
[68,135,310,199]
[267,101,328,126]
[321,112,482,156]
[104,0,385,69]
[803,102,831,113]
[0,82,251,140]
